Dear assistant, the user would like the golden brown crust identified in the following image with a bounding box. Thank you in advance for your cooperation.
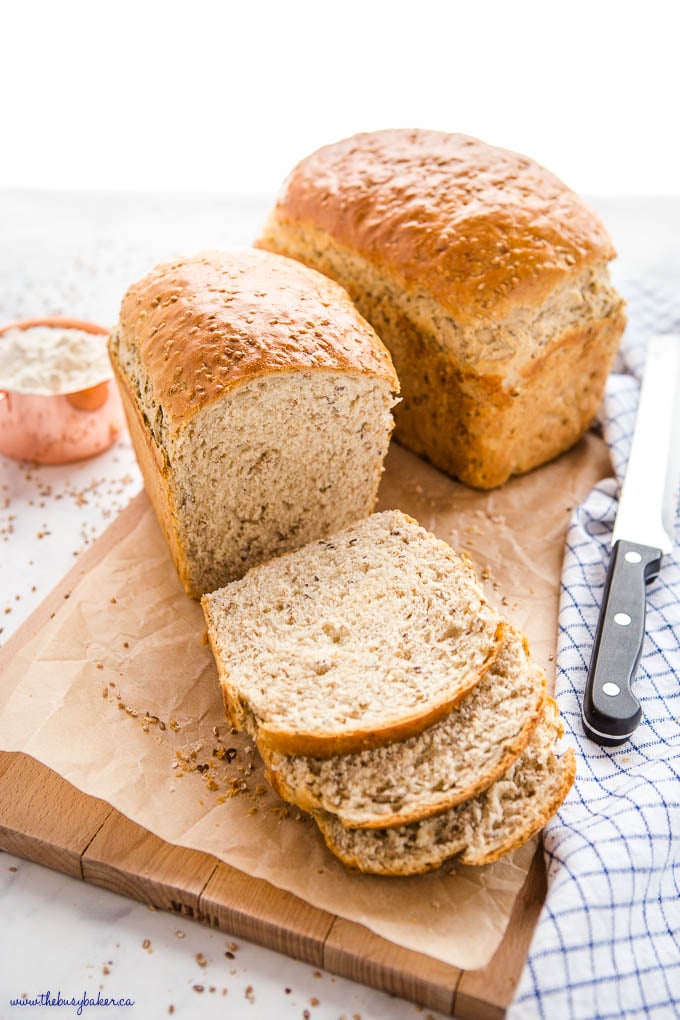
[109,340,197,596]
[117,249,398,431]
[265,129,616,325]
[312,812,447,876]
[200,512,502,758]
[337,670,546,829]
[391,308,627,488]
[460,747,576,866]
[260,640,548,829]
[258,208,625,489]
[265,679,544,826]
[313,824,375,874]
[200,615,258,740]
[314,746,576,875]
[252,622,504,758]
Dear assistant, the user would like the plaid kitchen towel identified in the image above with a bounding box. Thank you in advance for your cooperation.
[508,279,680,1020]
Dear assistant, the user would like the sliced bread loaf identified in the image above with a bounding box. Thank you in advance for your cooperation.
[263,624,546,828]
[315,699,576,875]
[201,510,502,757]
[314,701,574,877]
[109,249,399,597]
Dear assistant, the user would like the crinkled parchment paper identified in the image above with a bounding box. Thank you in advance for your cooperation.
[0,436,611,970]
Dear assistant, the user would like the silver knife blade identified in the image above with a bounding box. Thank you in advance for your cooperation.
[582,333,680,745]
[612,333,680,553]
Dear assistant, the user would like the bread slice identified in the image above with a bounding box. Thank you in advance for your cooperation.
[109,249,399,597]
[263,624,546,828]
[315,699,575,875]
[201,510,503,758]
[257,129,626,488]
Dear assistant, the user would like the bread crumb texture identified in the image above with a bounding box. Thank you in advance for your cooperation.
[203,508,575,875]
[258,129,626,487]
[316,700,576,875]
[115,248,397,429]
[110,250,399,594]
[202,510,502,756]
[265,624,546,828]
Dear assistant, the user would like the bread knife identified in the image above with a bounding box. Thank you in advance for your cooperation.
[582,334,680,747]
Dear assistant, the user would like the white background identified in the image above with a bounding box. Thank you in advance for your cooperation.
[2,6,680,1018]
[2,0,680,197]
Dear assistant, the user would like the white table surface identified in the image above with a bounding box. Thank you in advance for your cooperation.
[0,192,678,1020]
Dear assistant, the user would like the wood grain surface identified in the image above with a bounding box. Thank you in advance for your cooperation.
[0,495,546,1017]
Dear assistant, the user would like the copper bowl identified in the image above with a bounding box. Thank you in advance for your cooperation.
[0,317,125,464]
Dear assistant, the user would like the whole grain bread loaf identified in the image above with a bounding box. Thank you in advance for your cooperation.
[257,129,626,488]
[201,510,502,757]
[263,623,546,828]
[315,699,575,875]
[109,249,399,597]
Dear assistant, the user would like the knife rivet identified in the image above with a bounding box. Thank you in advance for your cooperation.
[625,551,642,564]
[603,682,620,697]
[614,612,632,626]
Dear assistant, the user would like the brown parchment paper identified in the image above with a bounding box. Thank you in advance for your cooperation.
[0,436,611,970]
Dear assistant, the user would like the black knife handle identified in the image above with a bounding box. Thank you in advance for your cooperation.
[582,539,662,746]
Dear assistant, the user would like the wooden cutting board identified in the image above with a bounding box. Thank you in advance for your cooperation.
[0,494,547,1018]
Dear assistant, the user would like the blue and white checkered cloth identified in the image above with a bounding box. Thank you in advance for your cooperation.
[508,280,680,1020]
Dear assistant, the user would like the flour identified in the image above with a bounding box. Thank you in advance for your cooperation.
[0,327,112,395]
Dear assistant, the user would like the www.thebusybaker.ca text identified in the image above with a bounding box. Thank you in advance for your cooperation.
[9,990,135,1015]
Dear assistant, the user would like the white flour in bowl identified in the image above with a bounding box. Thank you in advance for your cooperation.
[0,327,112,395]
